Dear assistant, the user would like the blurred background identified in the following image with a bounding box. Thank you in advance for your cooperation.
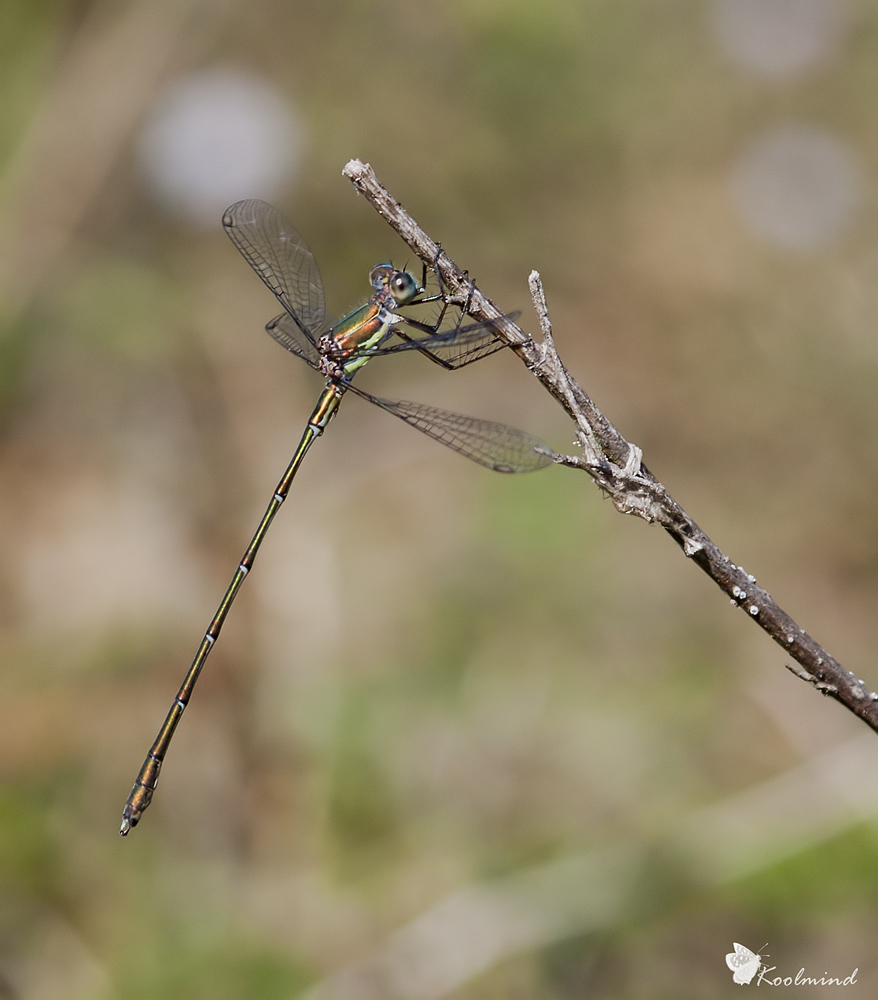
[1,0,877,996]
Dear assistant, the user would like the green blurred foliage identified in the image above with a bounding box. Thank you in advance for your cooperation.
[119,929,311,1000]
[0,781,63,898]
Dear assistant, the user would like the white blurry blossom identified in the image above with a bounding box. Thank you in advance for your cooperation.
[731,124,863,250]
[711,0,846,80]
[139,69,303,225]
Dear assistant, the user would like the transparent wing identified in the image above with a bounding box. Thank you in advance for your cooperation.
[347,385,555,473]
[361,312,520,369]
[407,312,515,369]
[223,200,326,339]
[423,332,508,369]
[265,312,322,368]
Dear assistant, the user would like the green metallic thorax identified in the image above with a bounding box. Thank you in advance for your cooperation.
[330,301,393,375]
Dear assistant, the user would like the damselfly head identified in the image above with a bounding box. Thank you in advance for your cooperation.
[370,264,419,305]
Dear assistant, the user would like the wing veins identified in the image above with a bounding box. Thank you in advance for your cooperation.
[223,199,326,339]
[346,386,554,473]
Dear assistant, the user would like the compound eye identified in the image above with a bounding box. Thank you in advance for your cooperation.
[391,271,418,304]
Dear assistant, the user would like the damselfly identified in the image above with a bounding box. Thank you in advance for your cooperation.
[120,200,554,834]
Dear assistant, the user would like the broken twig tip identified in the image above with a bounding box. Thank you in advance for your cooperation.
[342,158,367,179]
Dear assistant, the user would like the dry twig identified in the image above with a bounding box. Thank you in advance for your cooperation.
[342,158,878,734]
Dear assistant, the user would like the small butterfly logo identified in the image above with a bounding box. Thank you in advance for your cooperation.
[726,942,767,985]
